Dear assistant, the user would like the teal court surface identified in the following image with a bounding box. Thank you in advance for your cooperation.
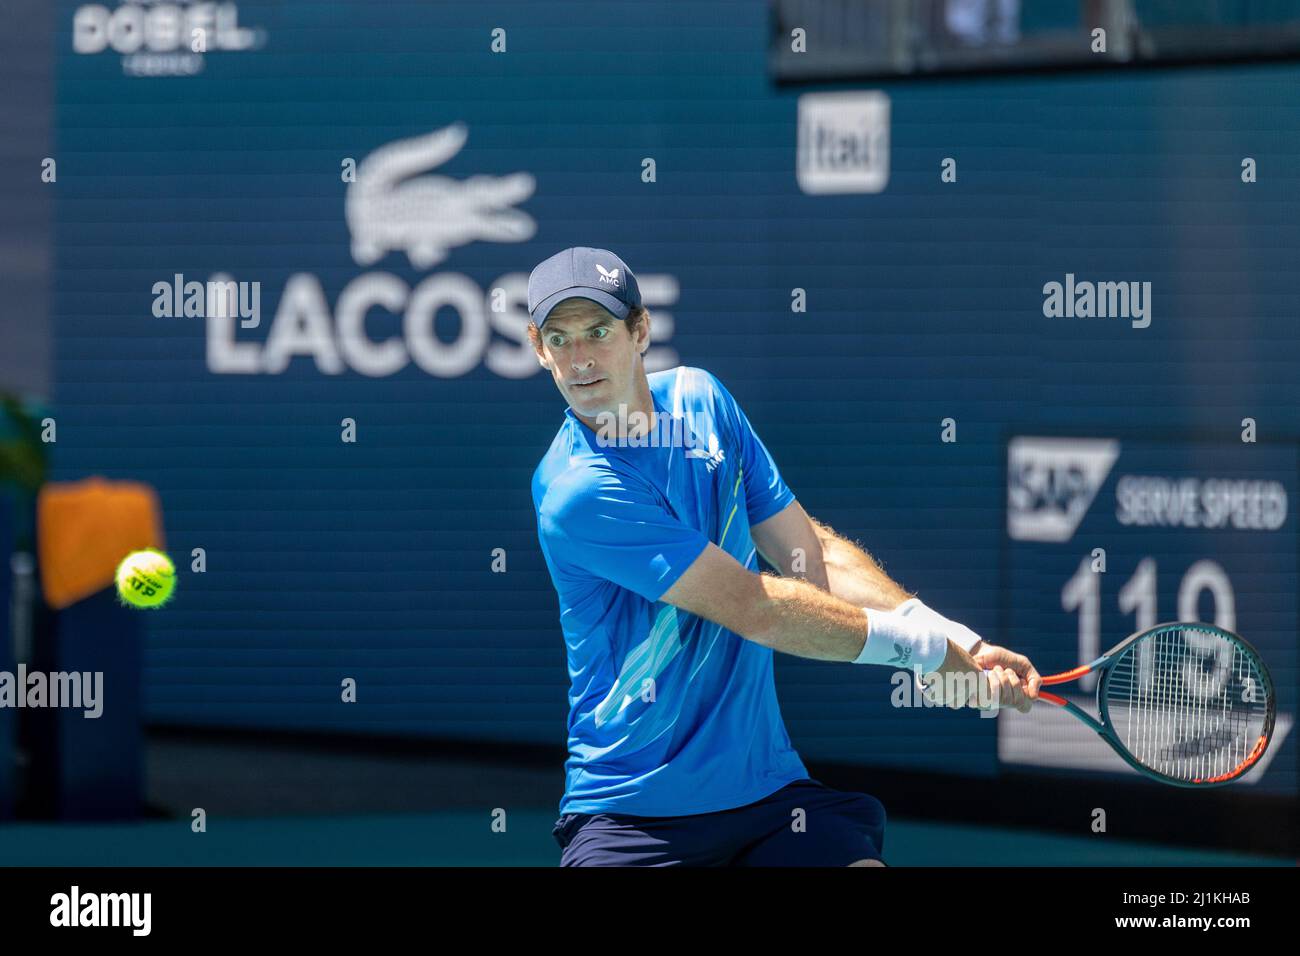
[0,813,1287,867]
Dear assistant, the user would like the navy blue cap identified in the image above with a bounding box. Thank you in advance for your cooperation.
[527,247,642,327]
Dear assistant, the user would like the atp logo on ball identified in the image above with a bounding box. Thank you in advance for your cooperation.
[115,549,177,609]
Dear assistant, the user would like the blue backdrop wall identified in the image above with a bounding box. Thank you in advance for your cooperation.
[51,1,1296,794]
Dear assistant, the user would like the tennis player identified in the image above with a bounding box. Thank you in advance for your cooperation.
[528,247,1042,866]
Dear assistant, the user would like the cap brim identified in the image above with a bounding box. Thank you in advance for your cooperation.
[532,288,630,327]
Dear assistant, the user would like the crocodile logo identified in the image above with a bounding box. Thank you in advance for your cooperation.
[346,123,537,269]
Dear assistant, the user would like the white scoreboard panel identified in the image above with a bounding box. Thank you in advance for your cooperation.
[1002,435,1296,794]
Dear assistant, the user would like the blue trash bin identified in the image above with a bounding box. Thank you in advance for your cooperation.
[23,551,144,821]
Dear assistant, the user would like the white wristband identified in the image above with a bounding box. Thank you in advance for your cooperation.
[855,606,949,674]
[896,598,984,653]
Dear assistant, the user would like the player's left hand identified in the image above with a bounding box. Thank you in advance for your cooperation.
[971,644,1042,713]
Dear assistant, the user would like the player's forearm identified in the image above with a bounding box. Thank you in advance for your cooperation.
[811,520,986,653]
[744,572,874,662]
[751,501,830,589]
[810,519,912,610]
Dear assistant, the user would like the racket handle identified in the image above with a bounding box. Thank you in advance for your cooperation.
[1040,664,1092,686]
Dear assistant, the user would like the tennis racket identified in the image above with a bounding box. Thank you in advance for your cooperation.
[1032,621,1275,788]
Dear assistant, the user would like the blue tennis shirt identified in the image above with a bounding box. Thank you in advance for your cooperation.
[532,366,809,816]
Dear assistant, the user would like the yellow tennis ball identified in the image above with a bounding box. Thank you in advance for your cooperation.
[115,548,177,609]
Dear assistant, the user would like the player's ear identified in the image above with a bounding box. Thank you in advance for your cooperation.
[528,321,549,368]
[634,309,651,354]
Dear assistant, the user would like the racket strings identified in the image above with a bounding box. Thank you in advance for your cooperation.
[1107,626,1269,783]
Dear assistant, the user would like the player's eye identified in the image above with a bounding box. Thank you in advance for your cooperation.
[547,335,566,348]
[591,327,609,339]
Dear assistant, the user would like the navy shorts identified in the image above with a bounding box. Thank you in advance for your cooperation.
[552,779,886,867]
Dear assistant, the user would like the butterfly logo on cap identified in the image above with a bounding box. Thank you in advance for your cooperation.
[595,264,621,289]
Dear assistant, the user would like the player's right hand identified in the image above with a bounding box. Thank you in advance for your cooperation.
[972,643,1040,713]
[919,640,999,711]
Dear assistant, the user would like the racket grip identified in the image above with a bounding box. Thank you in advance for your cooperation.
[981,667,1053,706]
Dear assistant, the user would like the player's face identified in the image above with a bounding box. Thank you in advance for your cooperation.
[535,300,648,419]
